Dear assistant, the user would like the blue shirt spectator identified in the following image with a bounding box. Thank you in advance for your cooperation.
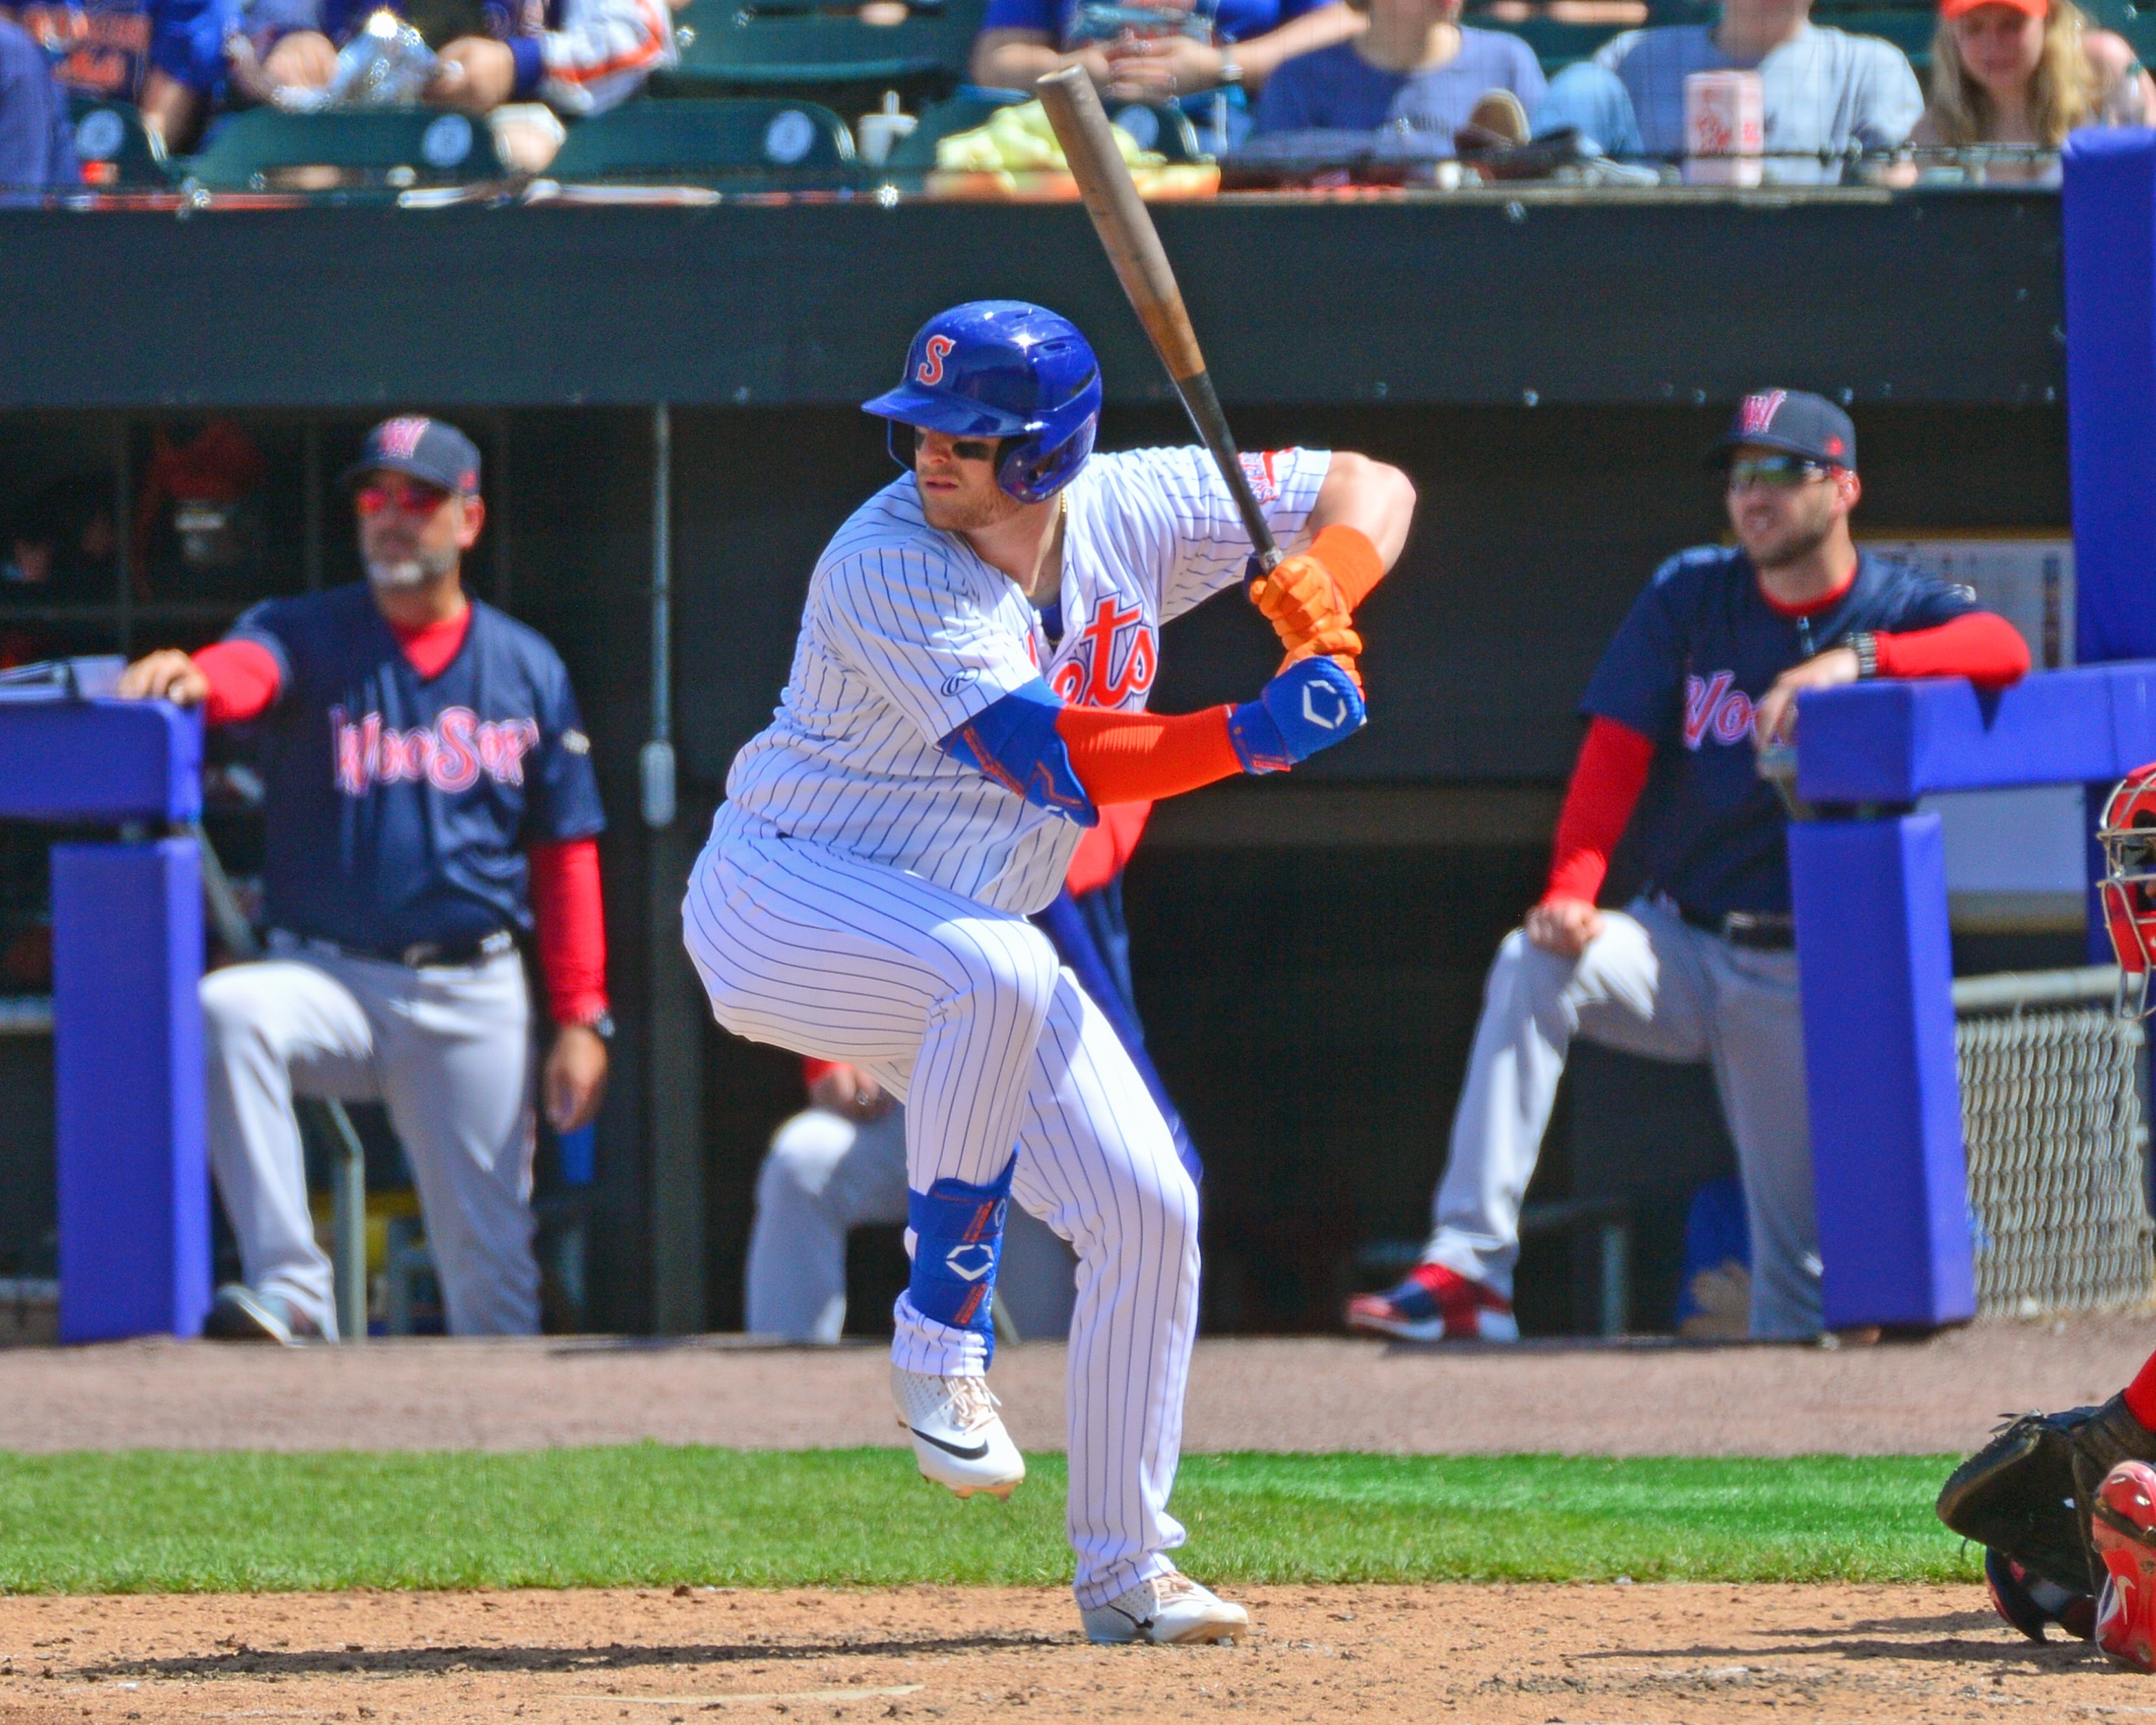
[972,0,1359,114]
[1535,0,1922,181]
[0,15,75,187]
[1253,18,1544,152]
[247,0,673,118]
[3,0,235,150]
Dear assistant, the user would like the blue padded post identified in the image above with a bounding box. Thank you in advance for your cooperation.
[2064,132,2156,668]
[52,839,210,1343]
[2064,134,2156,954]
[1788,814,1974,1330]
[0,700,200,823]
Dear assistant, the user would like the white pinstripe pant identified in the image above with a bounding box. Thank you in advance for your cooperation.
[684,804,1200,1607]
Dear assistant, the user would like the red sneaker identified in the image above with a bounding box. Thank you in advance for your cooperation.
[2094,1459,2156,1670]
[1345,1262,1517,1343]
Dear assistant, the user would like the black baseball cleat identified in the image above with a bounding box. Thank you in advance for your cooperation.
[1937,1407,2103,1598]
[202,1284,323,1346]
[1984,1547,2094,1643]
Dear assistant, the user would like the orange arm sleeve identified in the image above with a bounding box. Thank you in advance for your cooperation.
[1543,716,1655,906]
[1054,705,1244,806]
[1309,523,1386,609]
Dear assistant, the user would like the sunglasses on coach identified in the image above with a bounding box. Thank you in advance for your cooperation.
[1726,455,1831,491]
[355,478,454,518]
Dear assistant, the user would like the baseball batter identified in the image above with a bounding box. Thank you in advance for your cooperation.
[683,300,1415,1643]
[117,416,613,1343]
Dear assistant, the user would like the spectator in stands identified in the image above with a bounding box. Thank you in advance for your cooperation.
[1534,0,1923,180]
[1248,0,1545,155]
[1912,0,2150,176]
[246,0,672,119]
[2,0,230,152]
[970,0,1358,111]
[0,16,76,187]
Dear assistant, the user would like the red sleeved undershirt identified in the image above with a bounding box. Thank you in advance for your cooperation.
[1874,612,2031,686]
[528,837,609,1026]
[192,639,283,726]
[190,606,476,726]
[1064,802,1154,898]
[1543,716,1656,907]
[1054,704,1245,806]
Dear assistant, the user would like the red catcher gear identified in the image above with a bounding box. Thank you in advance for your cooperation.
[2099,763,2156,992]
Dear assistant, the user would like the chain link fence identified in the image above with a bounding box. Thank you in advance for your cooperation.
[1957,966,2156,1320]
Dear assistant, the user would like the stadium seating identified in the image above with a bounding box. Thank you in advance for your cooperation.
[545,98,863,187]
[654,0,986,115]
[179,108,508,196]
[884,89,1203,169]
[67,99,168,189]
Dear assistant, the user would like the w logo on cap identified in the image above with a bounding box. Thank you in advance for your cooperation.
[377,417,432,460]
[1736,391,1787,437]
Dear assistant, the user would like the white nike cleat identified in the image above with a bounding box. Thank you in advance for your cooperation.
[1080,1569,1251,1646]
[891,1365,1026,1499]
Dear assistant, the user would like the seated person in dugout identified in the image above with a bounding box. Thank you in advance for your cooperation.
[1533,0,1922,179]
[116,416,612,1344]
[971,0,1359,115]
[1912,0,2151,181]
[1348,391,2029,1345]
[1247,0,1546,156]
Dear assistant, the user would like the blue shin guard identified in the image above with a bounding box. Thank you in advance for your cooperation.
[906,1157,1016,1362]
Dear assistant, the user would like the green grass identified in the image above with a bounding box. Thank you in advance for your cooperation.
[0,1448,1981,1594]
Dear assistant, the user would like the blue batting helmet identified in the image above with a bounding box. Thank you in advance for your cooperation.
[863,301,1101,504]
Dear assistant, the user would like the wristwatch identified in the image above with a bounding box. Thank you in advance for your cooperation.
[567,1011,616,1041]
[1848,631,1879,679]
[1218,48,1242,85]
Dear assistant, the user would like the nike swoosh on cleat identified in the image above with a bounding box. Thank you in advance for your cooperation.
[910,1427,991,1462]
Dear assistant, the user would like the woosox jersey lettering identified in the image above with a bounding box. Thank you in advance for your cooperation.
[686,441,1327,1613]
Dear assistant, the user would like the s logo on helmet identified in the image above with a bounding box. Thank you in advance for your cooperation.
[918,334,955,387]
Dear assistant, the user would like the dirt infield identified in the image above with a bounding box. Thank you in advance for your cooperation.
[4,1318,2154,1455]
[0,1582,2130,1724]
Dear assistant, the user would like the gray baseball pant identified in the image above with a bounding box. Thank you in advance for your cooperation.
[744,1101,1076,1344]
[1422,896,1822,1340]
[199,937,541,1338]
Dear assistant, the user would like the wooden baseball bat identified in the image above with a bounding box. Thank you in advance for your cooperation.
[1035,67,1282,578]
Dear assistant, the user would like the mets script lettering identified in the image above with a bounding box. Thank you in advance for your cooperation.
[1049,599,1157,708]
[331,706,540,796]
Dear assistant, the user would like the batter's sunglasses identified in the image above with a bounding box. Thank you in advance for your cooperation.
[1726,455,1833,491]
[355,478,455,518]
[894,425,1003,465]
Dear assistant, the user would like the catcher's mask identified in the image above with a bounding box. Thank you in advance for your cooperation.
[2099,761,2156,1013]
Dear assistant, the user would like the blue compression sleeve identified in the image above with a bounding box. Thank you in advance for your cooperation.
[938,679,1099,826]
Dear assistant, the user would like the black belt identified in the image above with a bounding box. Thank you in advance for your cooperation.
[1679,907,1796,951]
[276,929,517,969]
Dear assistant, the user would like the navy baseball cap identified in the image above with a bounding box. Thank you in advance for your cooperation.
[341,416,482,496]
[1710,390,1856,472]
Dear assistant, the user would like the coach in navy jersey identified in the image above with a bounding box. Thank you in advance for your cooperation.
[119,416,611,1343]
[1349,390,2031,1345]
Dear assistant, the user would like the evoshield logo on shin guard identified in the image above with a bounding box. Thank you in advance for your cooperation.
[946,1242,996,1281]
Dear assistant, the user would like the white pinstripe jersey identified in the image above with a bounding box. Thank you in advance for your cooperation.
[724,444,1331,915]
